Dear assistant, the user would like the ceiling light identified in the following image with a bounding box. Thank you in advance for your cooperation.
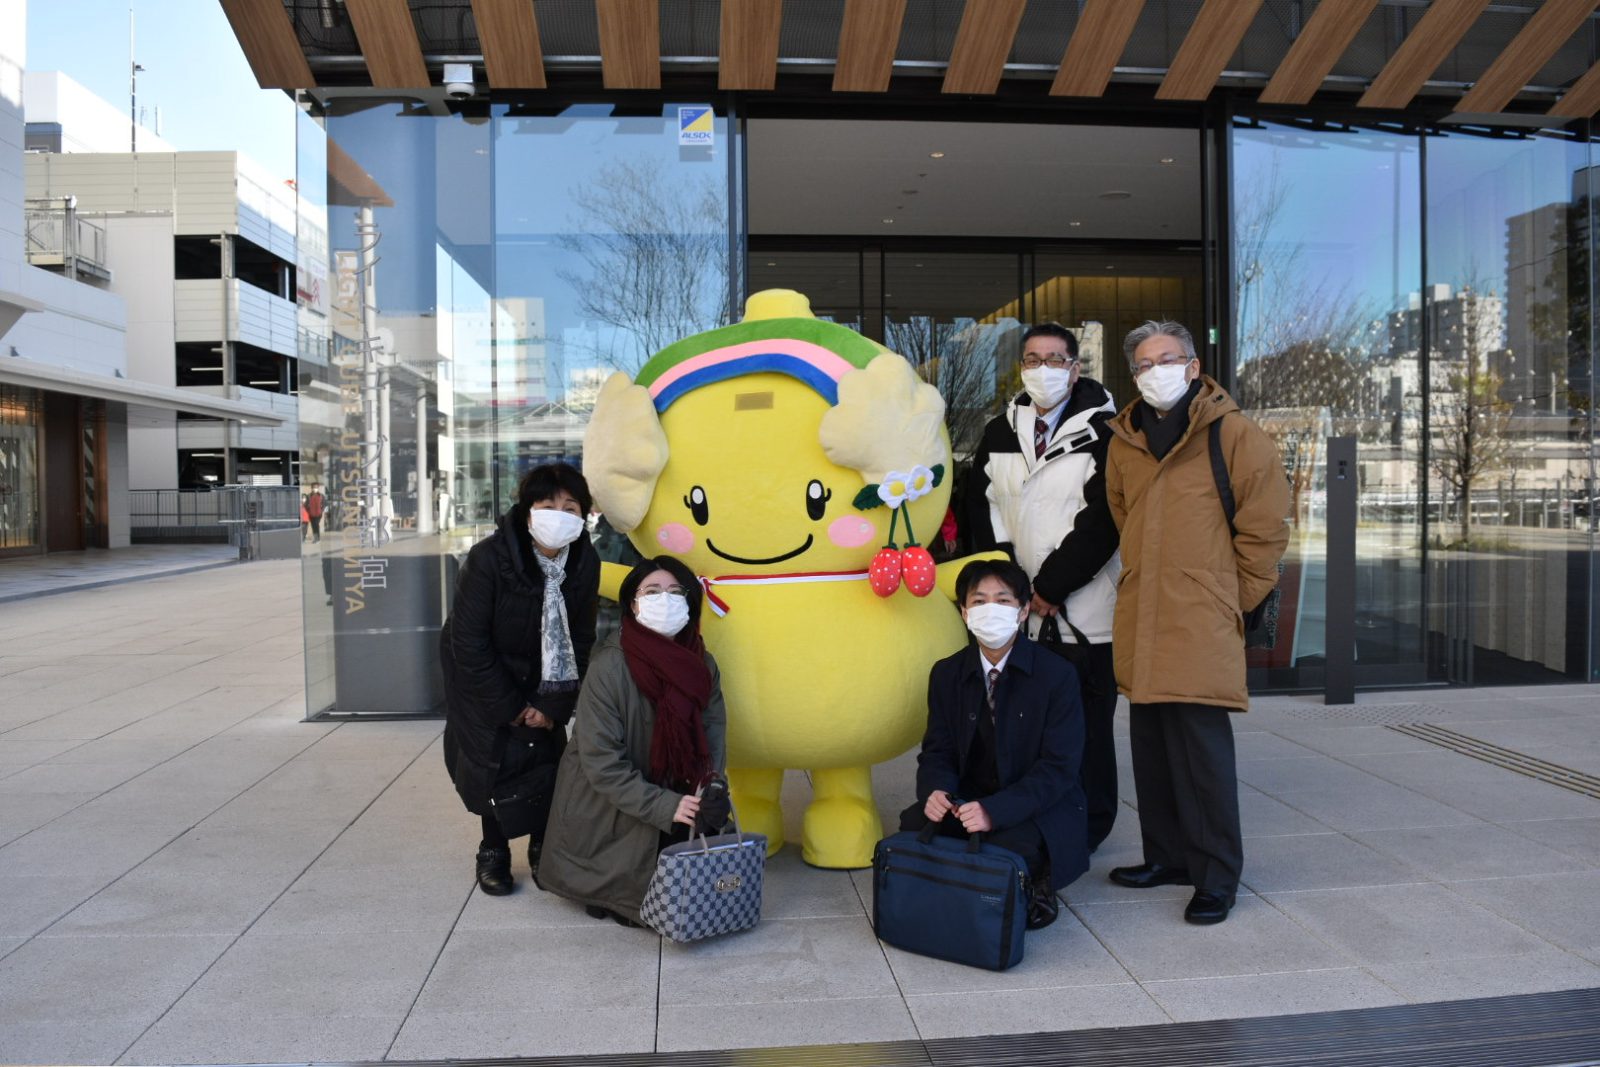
[1069,221,1082,227]
[766,261,777,267]
[1160,157,1175,164]
[929,151,945,159]
[1106,265,1115,270]
[882,217,894,224]
[915,263,923,268]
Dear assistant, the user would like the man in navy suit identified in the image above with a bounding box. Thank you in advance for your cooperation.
[901,559,1089,930]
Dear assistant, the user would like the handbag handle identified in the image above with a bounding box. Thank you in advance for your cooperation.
[1039,611,1090,649]
[916,816,984,853]
[691,791,743,854]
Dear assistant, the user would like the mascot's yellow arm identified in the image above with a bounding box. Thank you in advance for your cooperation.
[599,561,631,603]
[936,551,1009,602]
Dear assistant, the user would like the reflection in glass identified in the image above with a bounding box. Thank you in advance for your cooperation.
[1231,121,1424,687]
[1425,132,1596,683]
[296,100,736,716]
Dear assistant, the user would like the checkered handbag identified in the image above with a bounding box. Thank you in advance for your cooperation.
[639,827,766,944]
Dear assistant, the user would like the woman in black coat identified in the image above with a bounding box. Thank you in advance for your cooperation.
[440,463,600,896]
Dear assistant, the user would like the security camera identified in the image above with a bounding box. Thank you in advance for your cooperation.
[443,62,474,100]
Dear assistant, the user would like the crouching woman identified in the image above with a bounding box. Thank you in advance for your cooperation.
[538,556,727,927]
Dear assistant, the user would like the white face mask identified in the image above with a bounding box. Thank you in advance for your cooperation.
[1020,366,1073,412]
[635,591,690,637]
[1136,361,1194,411]
[964,601,1024,650]
[529,508,585,550]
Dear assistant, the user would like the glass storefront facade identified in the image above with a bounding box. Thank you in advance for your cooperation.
[1233,117,1597,688]
[297,99,740,715]
[295,98,1598,716]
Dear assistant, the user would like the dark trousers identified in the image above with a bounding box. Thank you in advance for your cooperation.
[1079,643,1119,851]
[309,515,322,541]
[1128,702,1242,896]
[898,804,1047,881]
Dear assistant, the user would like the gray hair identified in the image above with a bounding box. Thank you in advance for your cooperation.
[1123,321,1196,368]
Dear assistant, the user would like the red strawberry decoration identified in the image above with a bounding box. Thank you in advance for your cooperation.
[869,546,903,598]
[900,546,936,597]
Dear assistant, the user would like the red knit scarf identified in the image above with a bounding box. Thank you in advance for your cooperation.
[619,614,714,791]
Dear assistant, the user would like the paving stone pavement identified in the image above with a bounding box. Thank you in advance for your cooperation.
[0,559,1597,1064]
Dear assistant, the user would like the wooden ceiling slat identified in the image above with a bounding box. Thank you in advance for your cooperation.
[471,0,546,89]
[596,0,661,89]
[1051,0,1145,98]
[1357,0,1489,109]
[1457,0,1599,114]
[834,0,908,92]
[1258,0,1380,104]
[942,0,1028,95]
[1156,0,1267,101]
[720,0,783,90]
[219,0,316,89]
[344,0,429,88]
[1549,59,1600,117]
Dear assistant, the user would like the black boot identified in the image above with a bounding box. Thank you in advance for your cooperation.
[475,845,513,896]
[1026,876,1059,930]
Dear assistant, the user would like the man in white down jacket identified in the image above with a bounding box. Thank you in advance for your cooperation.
[964,322,1122,852]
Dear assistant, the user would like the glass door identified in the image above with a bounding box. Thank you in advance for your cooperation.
[1230,118,1427,690]
[1423,129,1597,684]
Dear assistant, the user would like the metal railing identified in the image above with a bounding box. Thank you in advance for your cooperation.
[24,198,110,281]
[130,485,302,546]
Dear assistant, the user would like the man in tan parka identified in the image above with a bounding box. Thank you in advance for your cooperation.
[1104,321,1290,925]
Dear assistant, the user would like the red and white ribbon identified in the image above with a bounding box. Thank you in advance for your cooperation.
[698,569,870,617]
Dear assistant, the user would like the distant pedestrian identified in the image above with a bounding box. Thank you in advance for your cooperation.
[440,463,600,896]
[1104,321,1289,925]
[300,496,310,542]
[538,556,729,928]
[305,485,325,542]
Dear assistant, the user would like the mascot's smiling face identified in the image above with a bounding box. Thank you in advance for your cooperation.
[583,289,953,578]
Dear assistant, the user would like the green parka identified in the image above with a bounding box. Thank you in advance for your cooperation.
[537,634,727,924]
[1105,376,1291,711]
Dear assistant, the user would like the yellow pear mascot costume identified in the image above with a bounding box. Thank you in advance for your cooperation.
[584,290,1000,868]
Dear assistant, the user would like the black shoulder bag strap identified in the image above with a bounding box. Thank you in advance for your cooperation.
[1209,415,1277,637]
[1208,416,1238,538]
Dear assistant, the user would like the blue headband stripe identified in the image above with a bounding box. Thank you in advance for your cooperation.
[651,353,841,412]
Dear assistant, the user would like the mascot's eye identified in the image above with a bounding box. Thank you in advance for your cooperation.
[805,479,832,521]
[684,485,710,526]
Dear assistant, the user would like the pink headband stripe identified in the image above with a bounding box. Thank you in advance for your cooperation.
[646,339,858,401]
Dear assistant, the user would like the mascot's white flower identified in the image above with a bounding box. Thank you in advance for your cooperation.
[905,465,936,501]
[877,471,911,509]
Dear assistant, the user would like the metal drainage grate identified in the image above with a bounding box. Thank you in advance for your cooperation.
[1259,701,1454,725]
[1389,722,1600,801]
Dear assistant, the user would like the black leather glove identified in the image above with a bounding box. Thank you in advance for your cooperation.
[694,776,733,836]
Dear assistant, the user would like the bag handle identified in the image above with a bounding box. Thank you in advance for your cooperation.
[915,815,985,853]
[1039,611,1090,649]
[691,782,743,854]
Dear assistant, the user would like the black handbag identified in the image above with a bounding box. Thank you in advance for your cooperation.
[1036,612,1092,674]
[488,738,558,840]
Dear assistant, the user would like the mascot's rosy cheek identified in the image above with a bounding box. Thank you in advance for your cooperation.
[655,522,695,553]
[827,515,877,548]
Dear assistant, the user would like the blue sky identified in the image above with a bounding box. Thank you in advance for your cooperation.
[26,0,297,180]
